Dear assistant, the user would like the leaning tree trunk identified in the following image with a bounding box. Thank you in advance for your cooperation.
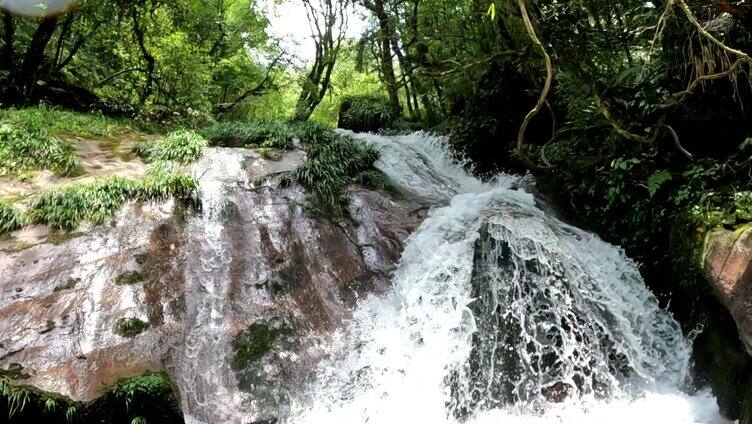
[132,8,155,110]
[1,11,15,70]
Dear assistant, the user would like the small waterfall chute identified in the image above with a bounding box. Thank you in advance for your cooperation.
[288,132,728,423]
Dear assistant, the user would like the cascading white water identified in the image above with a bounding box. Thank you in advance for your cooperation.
[178,149,250,423]
[288,132,729,423]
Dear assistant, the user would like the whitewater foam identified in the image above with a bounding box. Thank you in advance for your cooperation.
[287,132,728,424]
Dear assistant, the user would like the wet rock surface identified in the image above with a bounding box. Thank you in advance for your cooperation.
[0,147,425,423]
[704,225,752,355]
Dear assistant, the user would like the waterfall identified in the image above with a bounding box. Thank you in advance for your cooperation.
[178,148,251,423]
[288,132,728,423]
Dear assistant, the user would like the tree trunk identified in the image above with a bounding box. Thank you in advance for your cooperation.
[131,9,155,110]
[371,0,402,118]
[18,16,59,99]
[293,0,346,121]
[2,11,14,70]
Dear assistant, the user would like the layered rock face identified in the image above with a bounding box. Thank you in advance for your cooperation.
[0,147,425,423]
[704,225,752,354]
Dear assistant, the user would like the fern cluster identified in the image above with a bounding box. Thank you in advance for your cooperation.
[1,164,198,235]
[288,122,392,216]
[1,372,181,423]
[134,130,207,164]
[0,122,83,178]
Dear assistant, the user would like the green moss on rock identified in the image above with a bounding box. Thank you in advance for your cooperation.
[115,317,150,338]
[115,271,145,286]
[231,324,283,372]
[337,95,395,133]
[54,278,80,292]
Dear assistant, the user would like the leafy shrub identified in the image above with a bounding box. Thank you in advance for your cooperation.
[288,123,392,216]
[0,372,182,423]
[0,122,83,178]
[88,372,182,424]
[138,161,200,207]
[0,201,24,235]
[200,120,295,150]
[337,95,394,133]
[0,374,80,422]
[136,130,207,164]
[293,121,340,145]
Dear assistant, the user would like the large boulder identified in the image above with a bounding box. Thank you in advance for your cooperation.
[337,95,395,133]
[0,147,426,423]
[704,225,752,355]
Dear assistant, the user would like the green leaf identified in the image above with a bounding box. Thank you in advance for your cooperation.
[648,170,672,197]
[739,137,752,151]
[487,3,497,20]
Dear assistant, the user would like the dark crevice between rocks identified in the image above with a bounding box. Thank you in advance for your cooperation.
[692,297,752,419]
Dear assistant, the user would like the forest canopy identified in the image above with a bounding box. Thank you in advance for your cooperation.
[0,0,751,274]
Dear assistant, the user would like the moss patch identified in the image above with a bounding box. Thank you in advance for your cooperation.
[115,317,150,338]
[47,231,85,246]
[3,241,35,254]
[54,278,80,292]
[115,271,145,286]
[231,324,284,372]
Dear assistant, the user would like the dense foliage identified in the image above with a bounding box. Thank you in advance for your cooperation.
[338,95,395,133]
[0,372,182,424]
[135,130,207,163]
[200,120,295,149]
[0,0,282,125]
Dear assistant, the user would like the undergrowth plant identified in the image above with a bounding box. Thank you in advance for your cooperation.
[0,201,24,235]
[135,130,207,164]
[337,95,395,133]
[0,122,83,178]
[0,374,80,423]
[1,372,182,423]
[16,166,198,232]
[286,122,392,216]
[0,106,138,137]
[25,177,138,230]
[139,161,200,207]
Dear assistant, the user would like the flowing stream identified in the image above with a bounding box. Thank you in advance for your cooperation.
[287,132,729,423]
